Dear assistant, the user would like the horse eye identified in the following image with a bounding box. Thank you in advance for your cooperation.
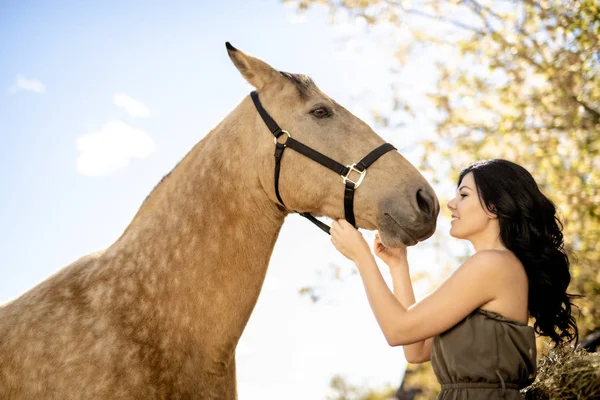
[311,107,330,119]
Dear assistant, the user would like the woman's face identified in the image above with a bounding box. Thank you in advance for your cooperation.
[446,172,495,240]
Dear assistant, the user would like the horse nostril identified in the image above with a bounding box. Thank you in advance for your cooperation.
[416,189,434,218]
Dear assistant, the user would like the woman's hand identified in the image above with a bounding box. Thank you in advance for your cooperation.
[330,219,371,262]
[374,233,408,267]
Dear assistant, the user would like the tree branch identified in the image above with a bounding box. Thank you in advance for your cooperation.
[574,97,600,122]
[465,0,549,72]
[402,7,485,35]
[378,0,486,35]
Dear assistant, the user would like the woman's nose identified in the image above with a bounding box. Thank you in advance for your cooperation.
[447,199,455,211]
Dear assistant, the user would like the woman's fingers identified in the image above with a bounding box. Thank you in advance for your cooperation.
[374,234,384,249]
[337,219,351,229]
[331,221,340,234]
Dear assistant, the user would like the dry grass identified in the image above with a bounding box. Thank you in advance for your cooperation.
[522,346,600,400]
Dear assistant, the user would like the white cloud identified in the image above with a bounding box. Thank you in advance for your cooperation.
[76,120,155,177]
[8,75,46,94]
[113,92,150,118]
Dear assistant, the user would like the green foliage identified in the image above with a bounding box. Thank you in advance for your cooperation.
[291,0,599,398]
[427,0,600,337]
[289,0,600,338]
[326,375,398,400]
[400,363,440,400]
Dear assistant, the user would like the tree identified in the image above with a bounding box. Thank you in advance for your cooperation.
[326,374,398,400]
[289,0,599,340]
[398,363,440,400]
[290,0,599,397]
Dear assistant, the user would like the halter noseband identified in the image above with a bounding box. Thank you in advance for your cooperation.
[251,91,396,235]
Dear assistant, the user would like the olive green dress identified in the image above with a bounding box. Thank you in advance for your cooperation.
[431,309,537,399]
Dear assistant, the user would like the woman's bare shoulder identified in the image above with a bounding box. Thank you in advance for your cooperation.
[457,250,527,291]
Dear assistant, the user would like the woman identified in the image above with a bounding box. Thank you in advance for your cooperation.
[330,159,578,399]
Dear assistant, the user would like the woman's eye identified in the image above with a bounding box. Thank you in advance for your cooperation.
[460,194,468,198]
[311,107,330,118]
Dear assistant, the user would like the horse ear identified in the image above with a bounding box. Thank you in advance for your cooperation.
[226,42,280,90]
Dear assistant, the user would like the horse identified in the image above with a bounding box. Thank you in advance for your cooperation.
[0,43,439,399]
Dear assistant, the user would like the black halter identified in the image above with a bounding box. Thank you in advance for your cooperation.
[251,91,396,235]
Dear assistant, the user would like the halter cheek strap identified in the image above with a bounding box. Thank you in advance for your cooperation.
[250,91,396,235]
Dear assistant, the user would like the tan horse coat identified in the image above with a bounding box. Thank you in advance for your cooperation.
[0,43,438,399]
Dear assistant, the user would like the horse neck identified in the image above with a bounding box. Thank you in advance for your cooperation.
[109,97,286,350]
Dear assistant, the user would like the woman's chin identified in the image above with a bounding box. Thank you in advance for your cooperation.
[449,228,465,240]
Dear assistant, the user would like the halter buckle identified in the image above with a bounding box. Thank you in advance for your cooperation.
[273,130,291,146]
[342,164,366,189]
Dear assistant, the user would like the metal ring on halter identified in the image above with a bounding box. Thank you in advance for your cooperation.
[273,130,291,146]
[341,164,367,189]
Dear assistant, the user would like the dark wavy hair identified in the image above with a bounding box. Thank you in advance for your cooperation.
[459,159,578,347]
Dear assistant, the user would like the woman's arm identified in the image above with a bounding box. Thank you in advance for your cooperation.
[330,219,502,346]
[354,250,500,346]
[373,234,431,362]
[387,259,432,363]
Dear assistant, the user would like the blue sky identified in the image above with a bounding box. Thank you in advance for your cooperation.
[0,1,465,398]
